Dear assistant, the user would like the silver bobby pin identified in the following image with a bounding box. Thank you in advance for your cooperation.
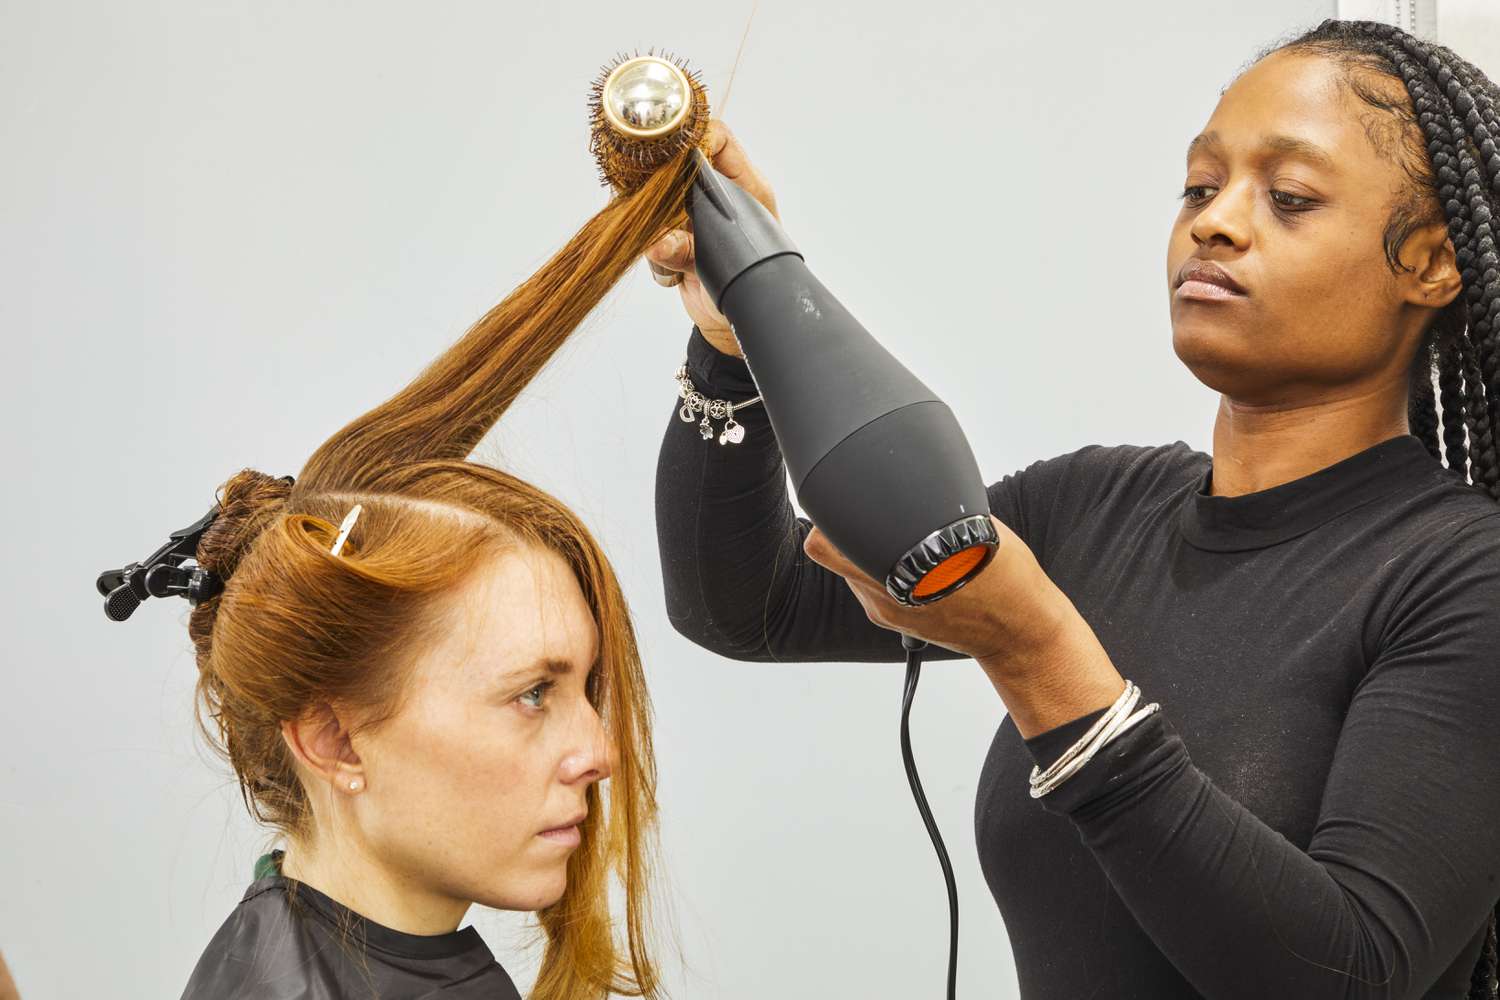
[329,504,363,557]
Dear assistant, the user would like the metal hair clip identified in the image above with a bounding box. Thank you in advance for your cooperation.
[329,504,362,557]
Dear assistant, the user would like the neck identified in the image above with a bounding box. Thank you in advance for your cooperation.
[1209,376,1410,497]
[279,833,470,936]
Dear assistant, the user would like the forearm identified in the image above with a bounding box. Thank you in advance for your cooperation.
[655,327,969,663]
[1022,708,1466,999]
[967,602,1130,737]
[993,516,1500,999]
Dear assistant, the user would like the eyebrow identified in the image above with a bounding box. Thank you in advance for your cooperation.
[1185,130,1338,171]
[503,657,581,682]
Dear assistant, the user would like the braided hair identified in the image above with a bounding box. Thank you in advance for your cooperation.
[1266,19,1500,998]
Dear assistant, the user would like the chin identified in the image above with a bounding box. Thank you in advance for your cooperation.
[1172,324,1258,396]
[474,866,570,913]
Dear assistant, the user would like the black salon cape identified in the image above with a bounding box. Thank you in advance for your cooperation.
[181,853,521,1000]
[657,326,1500,999]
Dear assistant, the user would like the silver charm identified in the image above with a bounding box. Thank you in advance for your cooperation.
[719,401,744,444]
[679,387,704,423]
[673,358,761,446]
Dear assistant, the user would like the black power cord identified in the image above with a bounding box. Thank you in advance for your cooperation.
[900,633,958,1000]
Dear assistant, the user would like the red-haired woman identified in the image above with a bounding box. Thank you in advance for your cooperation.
[103,158,697,1000]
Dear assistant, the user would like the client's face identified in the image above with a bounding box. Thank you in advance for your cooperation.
[355,543,612,912]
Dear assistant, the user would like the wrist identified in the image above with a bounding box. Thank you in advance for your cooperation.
[687,325,755,395]
[975,587,1084,681]
[697,324,742,359]
[979,610,1125,740]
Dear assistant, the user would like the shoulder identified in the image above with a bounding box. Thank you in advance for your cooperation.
[1385,464,1500,581]
[1366,479,1500,660]
[990,441,1205,517]
[1067,440,1206,494]
[179,879,322,1000]
[1386,501,1500,603]
[987,441,1205,557]
[181,876,519,1000]
[1003,440,1203,489]
[1411,463,1500,535]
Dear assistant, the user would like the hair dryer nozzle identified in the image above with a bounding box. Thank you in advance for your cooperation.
[887,514,998,605]
[687,151,801,308]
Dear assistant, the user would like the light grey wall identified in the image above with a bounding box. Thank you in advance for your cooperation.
[1338,0,1500,68]
[1441,0,1500,69]
[1,1,1340,997]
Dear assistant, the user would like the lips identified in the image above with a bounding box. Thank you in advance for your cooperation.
[1175,259,1248,295]
[541,813,587,835]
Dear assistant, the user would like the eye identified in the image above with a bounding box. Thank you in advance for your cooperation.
[1270,189,1315,210]
[518,681,554,711]
[1179,186,1316,213]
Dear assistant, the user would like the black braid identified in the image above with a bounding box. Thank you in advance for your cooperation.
[1264,19,1500,1000]
[1439,342,1471,475]
[1367,31,1500,501]
[1460,333,1500,494]
[1405,64,1500,486]
[1409,338,1442,459]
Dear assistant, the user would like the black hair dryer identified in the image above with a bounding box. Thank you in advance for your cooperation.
[686,149,997,606]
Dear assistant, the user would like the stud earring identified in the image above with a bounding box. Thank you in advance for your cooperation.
[348,778,362,792]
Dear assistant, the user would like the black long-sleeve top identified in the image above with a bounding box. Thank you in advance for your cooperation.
[655,326,1500,999]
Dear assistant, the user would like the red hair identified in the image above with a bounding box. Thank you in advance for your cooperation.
[186,147,703,999]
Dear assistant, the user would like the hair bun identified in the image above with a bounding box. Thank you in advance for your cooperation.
[195,469,295,583]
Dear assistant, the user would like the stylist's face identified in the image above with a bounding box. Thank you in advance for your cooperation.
[355,543,612,912]
[1168,50,1434,404]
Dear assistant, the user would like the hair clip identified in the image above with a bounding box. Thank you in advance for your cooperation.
[329,504,363,557]
[96,505,224,621]
[96,475,294,622]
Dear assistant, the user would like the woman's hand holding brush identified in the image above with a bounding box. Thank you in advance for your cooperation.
[645,120,779,359]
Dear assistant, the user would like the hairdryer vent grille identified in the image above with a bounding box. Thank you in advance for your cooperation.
[887,514,999,606]
[913,545,990,599]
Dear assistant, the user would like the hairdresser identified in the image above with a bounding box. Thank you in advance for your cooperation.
[645,21,1500,1000]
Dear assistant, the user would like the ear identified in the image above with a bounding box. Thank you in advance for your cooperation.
[1397,223,1464,311]
[280,702,365,794]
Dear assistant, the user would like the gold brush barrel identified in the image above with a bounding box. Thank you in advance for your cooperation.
[588,50,711,194]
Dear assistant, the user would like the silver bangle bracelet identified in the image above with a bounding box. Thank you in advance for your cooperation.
[1028,681,1160,799]
[1031,681,1140,787]
[675,362,762,446]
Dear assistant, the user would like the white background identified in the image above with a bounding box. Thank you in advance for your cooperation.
[1337,0,1499,52]
[10,1,1491,997]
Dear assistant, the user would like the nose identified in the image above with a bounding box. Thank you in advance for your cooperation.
[559,698,613,786]
[1188,180,1252,252]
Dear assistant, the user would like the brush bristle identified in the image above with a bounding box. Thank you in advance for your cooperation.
[587,48,711,194]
